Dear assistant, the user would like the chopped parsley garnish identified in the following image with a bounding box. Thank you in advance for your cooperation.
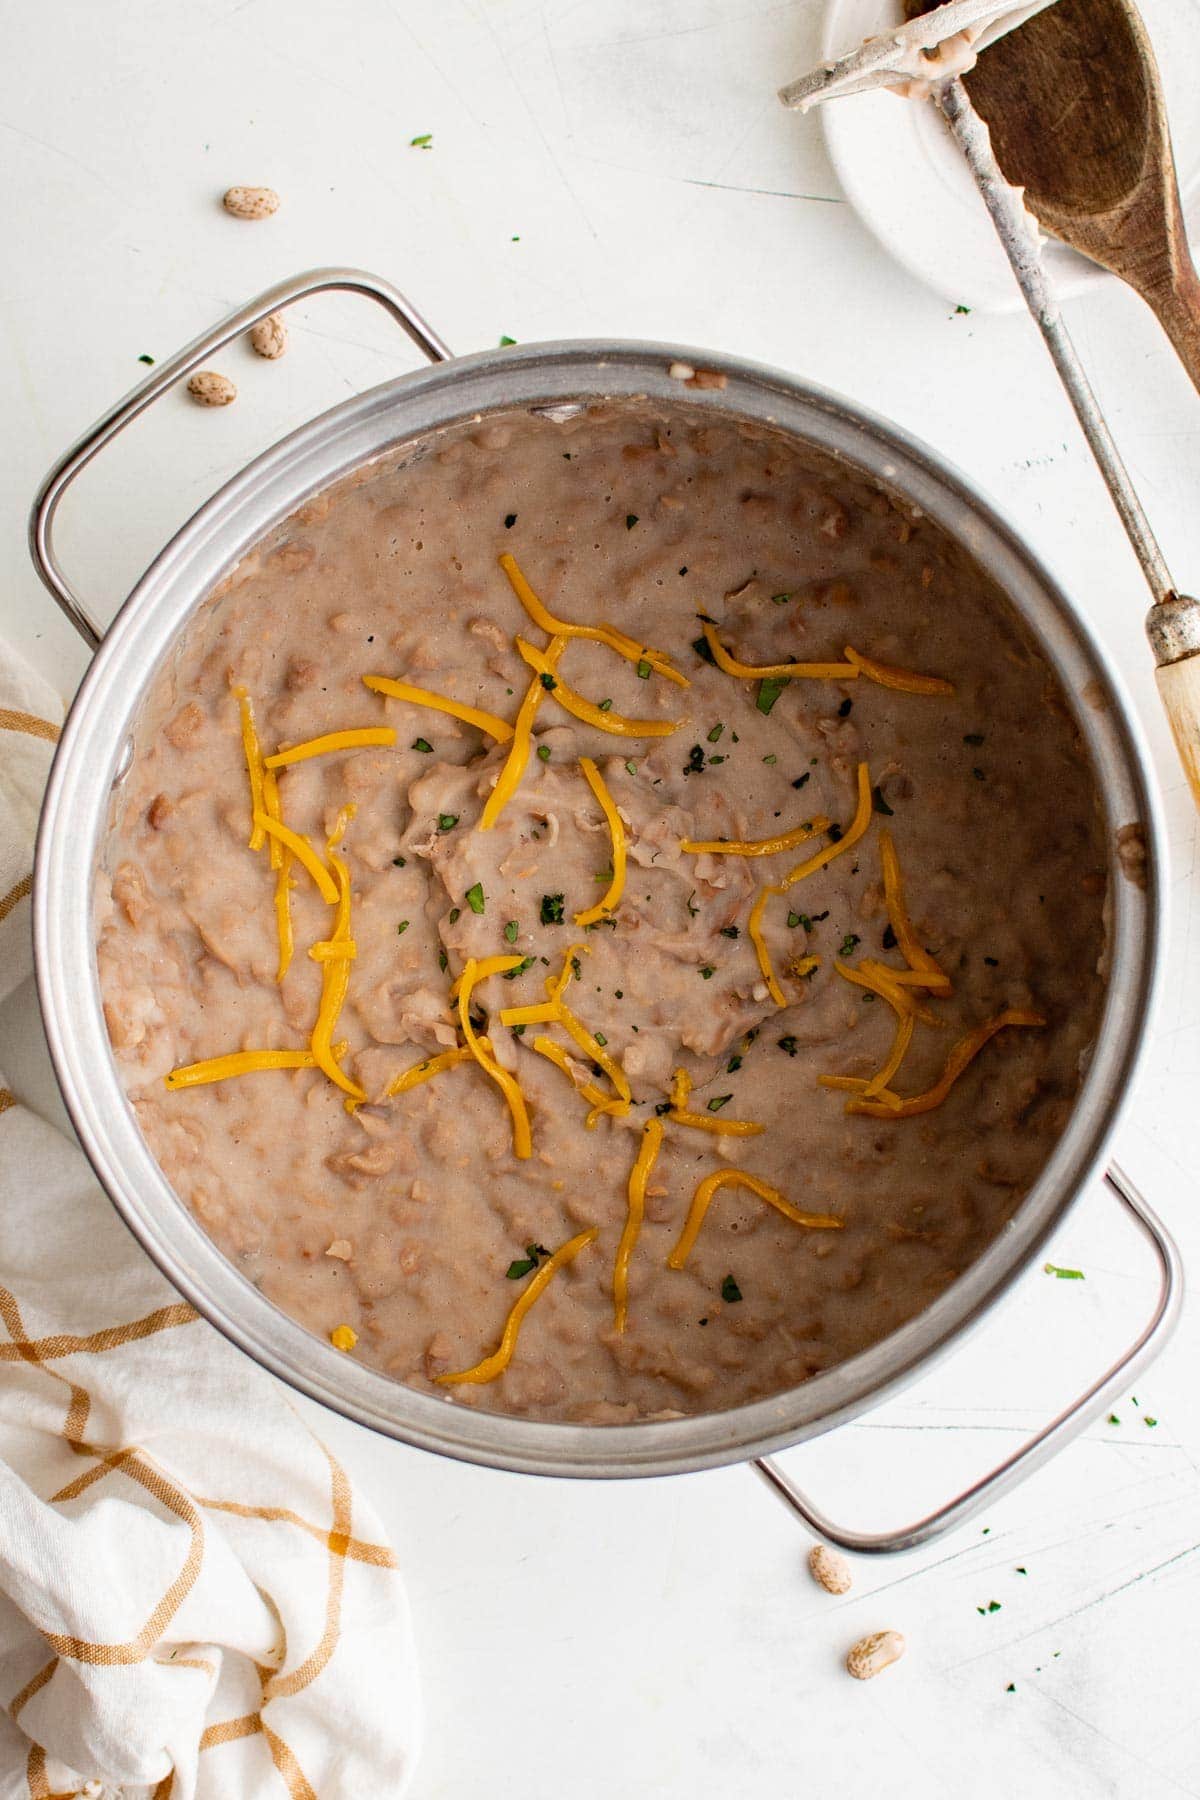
[654,1100,672,1115]
[498,334,517,346]
[692,634,717,666]
[537,744,551,762]
[502,956,535,980]
[1107,1413,1121,1425]
[448,908,460,924]
[787,911,802,929]
[827,823,843,843]
[1005,1683,1016,1694]
[762,753,777,765]
[882,923,897,950]
[539,672,557,690]
[623,760,638,778]
[598,697,613,711]
[465,882,486,915]
[727,1054,743,1073]
[410,133,433,148]
[837,697,853,718]
[504,920,519,943]
[861,991,875,1002]
[839,933,860,957]
[708,754,725,765]
[506,1242,550,1279]
[963,731,985,745]
[594,1031,608,1046]
[437,814,459,832]
[504,513,517,529]
[626,514,638,529]
[392,856,407,867]
[707,723,725,743]
[771,592,791,605]
[684,744,706,776]
[636,659,652,679]
[872,784,894,816]
[1145,1416,1158,1427]
[412,737,433,753]
[1016,1567,1027,1575]
[137,353,155,365]
[721,1274,742,1303]
[438,949,449,972]
[756,675,789,716]
[540,893,565,924]
[955,303,971,314]
[791,772,811,790]
[719,926,739,939]
[1044,1263,1084,1279]
[397,920,410,935]
[699,965,715,980]
[707,1095,732,1113]
[777,1036,798,1057]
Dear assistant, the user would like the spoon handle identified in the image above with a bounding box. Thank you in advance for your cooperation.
[1141,253,1200,400]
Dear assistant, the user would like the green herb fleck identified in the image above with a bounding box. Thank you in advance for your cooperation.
[625,759,638,776]
[437,814,459,833]
[1016,1566,1027,1575]
[412,738,433,753]
[707,723,725,743]
[699,965,715,980]
[1005,1683,1016,1693]
[465,883,486,915]
[762,753,777,765]
[692,634,717,666]
[787,912,802,930]
[598,697,613,712]
[771,592,791,605]
[827,823,843,843]
[756,675,790,716]
[707,1095,732,1113]
[1044,1263,1084,1280]
[504,920,519,943]
[438,949,449,973]
[839,933,860,957]
[721,1274,742,1304]
[727,1054,743,1073]
[536,744,551,762]
[684,744,706,776]
[777,1036,798,1057]
[502,956,535,980]
[396,920,409,935]
[1107,1413,1120,1425]
[955,303,971,315]
[499,334,517,346]
[539,672,556,691]
[448,908,460,924]
[540,893,565,925]
[505,513,517,529]
[410,133,433,148]
[636,659,652,679]
[626,514,638,530]
[137,353,155,365]
[792,772,811,791]
[594,1031,608,1047]
[392,856,407,867]
[1145,1416,1158,1428]
[506,1242,549,1279]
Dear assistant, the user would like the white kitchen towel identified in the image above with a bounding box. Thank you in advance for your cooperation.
[0,648,420,1798]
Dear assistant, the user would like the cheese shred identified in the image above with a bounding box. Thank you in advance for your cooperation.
[499,553,689,687]
[843,646,955,696]
[614,1119,663,1332]
[879,828,951,992]
[265,727,397,767]
[479,635,567,831]
[165,1048,319,1090]
[778,762,873,892]
[252,813,339,905]
[840,1008,1046,1118]
[681,814,831,859]
[362,674,514,741]
[532,1037,617,1128]
[457,956,533,1157]
[515,639,679,737]
[309,853,366,1102]
[385,1040,492,1099]
[436,1226,599,1385]
[699,623,857,682]
[235,689,267,852]
[667,1067,763,1137]
[574,758,627,925]
[501,945,630,1120]
[667,1170,843,1270]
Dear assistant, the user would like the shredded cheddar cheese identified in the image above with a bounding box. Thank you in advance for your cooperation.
[252,812,338,904]
[699,622,858,682]
[501,945,630,1119]
[265,727,397,767]
[574,758,627,925]
[531,1036,616,1126]
[843,646,955,696]
[667,1170,843,1270]
[499,553,689,688]
[681,813,831,859]
[449,956,533,1000]
[667,1067,764,1137]
[479,634,567,832]
[436,1226,599,1384]
[385,1040,492,1098]
[235,688,267,852]
[879,828,951,992]
[273,856,295,983]
[515,639,680,737]
[614,1118,663,1332]
[261,767,284,871]
[841,1008,1046,1118]
[165,1048,320,1089]
[778,762,873,892]
[457,955,533,1157]
[310,939,357,961]
[748,885,787,1008]
[362,674,514,741]
[309,853,366,1102]
[833,957,942,1029]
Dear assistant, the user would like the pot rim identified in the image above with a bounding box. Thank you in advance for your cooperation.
[33,338,1166,1478]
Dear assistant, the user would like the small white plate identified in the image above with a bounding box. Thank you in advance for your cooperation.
[819,0,1200,311]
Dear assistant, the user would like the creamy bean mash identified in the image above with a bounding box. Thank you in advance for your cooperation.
[98,400,1107,1421]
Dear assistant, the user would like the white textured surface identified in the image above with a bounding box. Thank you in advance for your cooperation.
[2,3,1198,1795]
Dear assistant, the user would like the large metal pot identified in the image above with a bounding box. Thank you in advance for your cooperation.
[29,269,1181,1552]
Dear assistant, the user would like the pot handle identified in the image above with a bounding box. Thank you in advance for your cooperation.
[752,1161,1181,1554]
[28,266,451,652]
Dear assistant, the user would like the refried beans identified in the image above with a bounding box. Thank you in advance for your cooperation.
[97,399,1108,1422]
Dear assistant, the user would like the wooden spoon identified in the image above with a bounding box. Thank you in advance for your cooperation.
[907,0,1200,393]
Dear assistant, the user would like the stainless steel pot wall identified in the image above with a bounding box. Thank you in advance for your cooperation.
[29,270,1176,1526]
